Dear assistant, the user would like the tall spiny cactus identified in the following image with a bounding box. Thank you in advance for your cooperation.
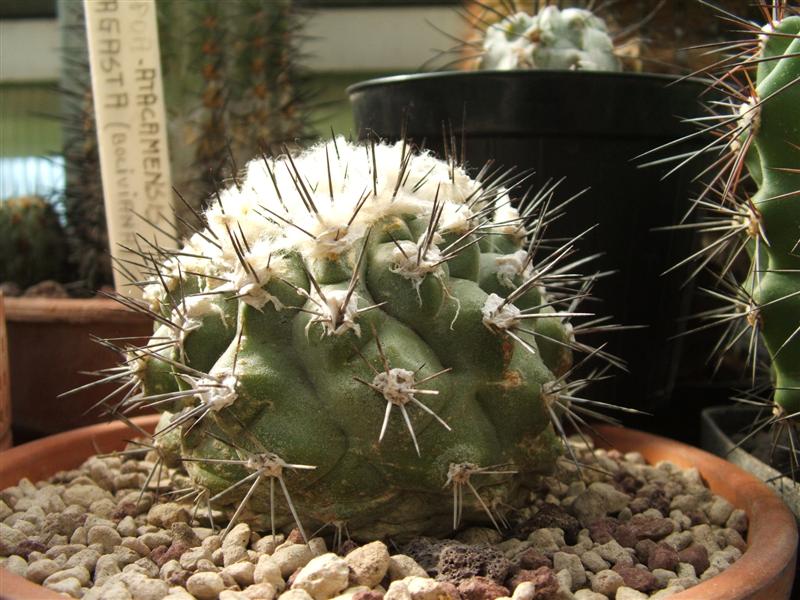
[171,0,231,208]
[58,0,112,289]
[162,0,315,230]
[96,138,628,540]
[229,0,315,162]
[646,2,800,456]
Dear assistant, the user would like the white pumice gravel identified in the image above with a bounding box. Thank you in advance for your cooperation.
[0,436,747,600]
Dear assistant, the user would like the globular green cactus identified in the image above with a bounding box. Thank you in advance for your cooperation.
[108,139,615,540]
[0,196,68,289]
[478,5,620,71]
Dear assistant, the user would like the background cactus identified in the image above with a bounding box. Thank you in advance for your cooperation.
[57,0,111,290]
[477,4,620,71]
[161,0,316,229]
[0,196,68,289]
[104,138,621,540]
[50,0,315,289]
[648,3,800,455]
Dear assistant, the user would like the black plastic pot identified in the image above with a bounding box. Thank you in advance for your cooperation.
[702,405,800,522]
[349,70,710,427]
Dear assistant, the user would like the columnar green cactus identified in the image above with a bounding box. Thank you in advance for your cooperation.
[229,0,314,161]
[739,12,800,418]
[651,3,800,432]
[0,196,68,288]
[114,139,612,540]
[161,0,315,223]
[478,5,620,71]
[58,0,111,288]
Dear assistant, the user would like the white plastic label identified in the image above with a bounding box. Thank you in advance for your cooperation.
[83,0,174,297]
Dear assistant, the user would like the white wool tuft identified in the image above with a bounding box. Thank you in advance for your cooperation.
[372,368,417,405]
[157,139,518,312]
[481,293,522,330]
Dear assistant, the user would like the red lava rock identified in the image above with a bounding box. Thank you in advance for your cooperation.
[11,539,47,558]
[157,540,190,567]
[612,565,659,593]
[352,591,385,600]
[678,544,710,575]
[647,543,680,572]
[527,566,560,599]
[588,517,620,544]
[437,544,511,585]
[438,582,462,600]
[612,516,674,549]
[149,545,168,566]
[112,502,140,520]
[518,504,581,544]
[457,576,509,600]
[403,538,443,573]
[515,549,552,571]
[507,569,539,589]
[630,516,675,541]
[613,472,644,495]
[635,539,658,564]
[612,524,638,548]
[167,569,190,587]
[631,489,669,516]
[687,510,709,526]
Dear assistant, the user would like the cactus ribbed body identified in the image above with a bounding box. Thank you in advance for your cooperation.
[0,196,67,288]
[745,16,800,414]
[135,140,584,539]
[479,6,620,71]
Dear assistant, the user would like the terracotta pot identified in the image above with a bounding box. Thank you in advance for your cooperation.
[3,298,153,438]
[0,295,11,449]
[0,418,796,599]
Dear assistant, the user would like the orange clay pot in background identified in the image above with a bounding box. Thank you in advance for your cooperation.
[0,417,795,600]
[3,297,152,439]
[0,294,12,450]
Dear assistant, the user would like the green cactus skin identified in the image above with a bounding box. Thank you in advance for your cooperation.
[117,139,609,540]
[479,6,620,72]
[653,5,800,424]
[743,15,800,416]
[0,196,68,288]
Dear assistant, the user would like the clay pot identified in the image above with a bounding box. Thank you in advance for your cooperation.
[0,417,796,599]
[0,295,11,449]
[3,298,153,438]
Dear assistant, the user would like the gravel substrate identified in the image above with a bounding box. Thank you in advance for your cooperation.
[0,436,747,600]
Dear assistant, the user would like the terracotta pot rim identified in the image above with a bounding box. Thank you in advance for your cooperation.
[3,297,150,325]
[0,418,796,600]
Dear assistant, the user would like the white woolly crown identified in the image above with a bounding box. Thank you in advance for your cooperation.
[143,138,519,311]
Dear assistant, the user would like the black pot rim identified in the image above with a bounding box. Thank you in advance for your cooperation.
[346,69,710,95]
